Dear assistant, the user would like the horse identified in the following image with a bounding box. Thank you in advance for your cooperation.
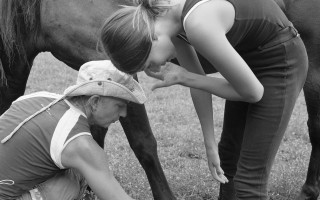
[280,1,320,199]
[0,0,319,199]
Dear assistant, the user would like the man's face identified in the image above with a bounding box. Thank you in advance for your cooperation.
[90,96,128,128]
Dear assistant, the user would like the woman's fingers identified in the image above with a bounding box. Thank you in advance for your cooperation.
[151,81,167,91]
[144,68,163,80]
[216,166,229,183]
[209,163,229,184]
[145,62,186,90]
[210,168,226,183]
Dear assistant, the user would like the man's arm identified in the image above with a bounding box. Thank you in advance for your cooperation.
[61,135,134,200]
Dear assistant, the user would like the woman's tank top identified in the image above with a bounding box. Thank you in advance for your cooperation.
[181,0,292,53]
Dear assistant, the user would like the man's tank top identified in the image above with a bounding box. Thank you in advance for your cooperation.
[181,0,292,53]
[0,92,91,199]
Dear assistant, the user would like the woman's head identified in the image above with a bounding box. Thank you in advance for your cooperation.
[100,0,175,74]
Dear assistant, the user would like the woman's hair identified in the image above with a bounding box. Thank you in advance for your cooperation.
[99,0,173,74]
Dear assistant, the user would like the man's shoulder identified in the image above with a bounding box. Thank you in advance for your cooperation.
[14,91,62,103]
[60,134,97,168]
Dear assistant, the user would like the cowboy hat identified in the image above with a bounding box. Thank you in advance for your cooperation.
[63,60,147,104]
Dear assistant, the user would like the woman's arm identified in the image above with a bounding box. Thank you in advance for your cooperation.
[183,0,264,103]
[61,135,134,200]
[171,37,228,183]
[172,37,216,150]
[180,72,262,102]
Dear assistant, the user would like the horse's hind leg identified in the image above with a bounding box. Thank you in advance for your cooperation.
[120,102,176,200]
[297,47,320,200]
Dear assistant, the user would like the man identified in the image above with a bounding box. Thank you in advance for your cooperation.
[0,60,146,200]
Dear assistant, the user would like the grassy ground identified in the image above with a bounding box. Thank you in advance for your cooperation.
[27,52,312,200]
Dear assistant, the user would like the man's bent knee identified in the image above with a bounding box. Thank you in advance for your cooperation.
[18,169,87,200]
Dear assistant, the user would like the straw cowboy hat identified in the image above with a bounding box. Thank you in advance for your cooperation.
[64,60,147,104]
[1,60,146,143]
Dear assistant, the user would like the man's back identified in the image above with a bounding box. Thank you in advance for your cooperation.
[0,92,90,199]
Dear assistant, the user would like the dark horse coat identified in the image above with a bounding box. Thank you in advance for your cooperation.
[0,0,319,199]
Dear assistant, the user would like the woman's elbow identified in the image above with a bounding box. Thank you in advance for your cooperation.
[240,84,264,103]
[244,85,264,103]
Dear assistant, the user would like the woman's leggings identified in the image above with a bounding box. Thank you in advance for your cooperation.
[218,26,308,200]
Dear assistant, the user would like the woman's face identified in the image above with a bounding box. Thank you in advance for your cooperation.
[143,35,176,73]
[89,96,128,128]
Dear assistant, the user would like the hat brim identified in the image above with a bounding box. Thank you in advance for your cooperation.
[63,80,147,104]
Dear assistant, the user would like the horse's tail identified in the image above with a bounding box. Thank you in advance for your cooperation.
[0,59,6,86]
[0,33,8,86]
[1,0,17,66]
[0,0,41,86]
[0,0,19,86]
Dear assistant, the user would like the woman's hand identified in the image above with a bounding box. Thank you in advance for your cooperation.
[206,148,229,184]
[144,62,188,90]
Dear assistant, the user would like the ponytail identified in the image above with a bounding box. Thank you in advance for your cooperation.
[132,0,173,40]
[133,0,172,17]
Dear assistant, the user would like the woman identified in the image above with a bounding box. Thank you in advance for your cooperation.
[0,60,146,200]
[100,0,308,199]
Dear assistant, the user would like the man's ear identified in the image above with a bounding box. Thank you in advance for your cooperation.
[88,95,101,111]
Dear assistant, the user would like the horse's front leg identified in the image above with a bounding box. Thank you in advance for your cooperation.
[89,125,108,148]
[120,102,176,200]
[0,84,25,114]
[0,61,31,114]
[297,50,320,200]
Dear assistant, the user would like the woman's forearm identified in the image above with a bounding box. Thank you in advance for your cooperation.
[190,88,216,151]
[181,72,262,103]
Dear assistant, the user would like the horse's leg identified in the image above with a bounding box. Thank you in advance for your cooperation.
[120,103,175,200]
[0,60,31,114]
[90,125,108,148]
[297,41,320,200]
[0,84,25,114]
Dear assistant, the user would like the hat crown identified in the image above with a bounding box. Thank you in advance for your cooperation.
[63,60,146,104]
[78,60,135,91]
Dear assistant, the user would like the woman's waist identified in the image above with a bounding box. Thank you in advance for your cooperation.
[257,25,300,50]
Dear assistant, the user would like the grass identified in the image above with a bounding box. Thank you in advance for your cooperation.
[27,52,312,200]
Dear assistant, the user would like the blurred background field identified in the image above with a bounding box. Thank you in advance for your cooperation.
[27,52,311,200]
